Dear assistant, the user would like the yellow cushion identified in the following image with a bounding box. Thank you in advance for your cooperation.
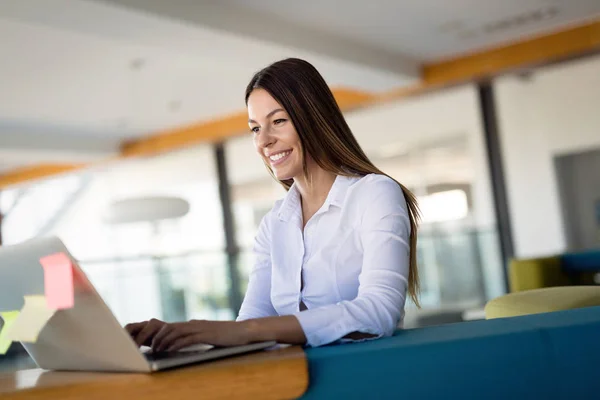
[508,256,570,292]
[485,286,600,319]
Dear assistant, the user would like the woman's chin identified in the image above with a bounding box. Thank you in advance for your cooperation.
[272,163,301,181]
[273,169,294,181]
[274,173,292,181]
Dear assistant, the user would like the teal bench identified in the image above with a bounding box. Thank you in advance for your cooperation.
[302,305,600,399]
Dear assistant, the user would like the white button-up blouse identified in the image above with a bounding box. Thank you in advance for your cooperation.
[236,174,411,347]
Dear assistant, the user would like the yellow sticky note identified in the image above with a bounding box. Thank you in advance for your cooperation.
[7,296,56,343]
[0,311,20,355]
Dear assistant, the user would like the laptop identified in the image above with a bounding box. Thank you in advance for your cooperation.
[0,236,276,372]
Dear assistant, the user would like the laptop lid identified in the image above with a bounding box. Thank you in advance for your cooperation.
[0,236,151,372]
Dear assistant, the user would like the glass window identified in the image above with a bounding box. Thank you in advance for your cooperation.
[1,145,233,325]
[418,190,469,223]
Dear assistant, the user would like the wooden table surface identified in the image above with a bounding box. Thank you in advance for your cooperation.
[0,346,308,400]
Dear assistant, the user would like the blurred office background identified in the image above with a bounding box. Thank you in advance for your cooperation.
[1,0,599,370]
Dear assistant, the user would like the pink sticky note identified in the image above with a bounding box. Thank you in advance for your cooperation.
[39,252,74,310]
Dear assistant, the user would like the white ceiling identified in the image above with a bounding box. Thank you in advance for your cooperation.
[0,0,418,171]
[0,0,598,173]
[222,0,600,60]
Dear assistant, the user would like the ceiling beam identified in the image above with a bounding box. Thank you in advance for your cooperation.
[94,0,420,79]
[422,19,600,86]
[0,164,85,189]
[121,112,248,158]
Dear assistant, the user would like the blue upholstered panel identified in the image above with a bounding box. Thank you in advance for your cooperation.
[518,306,600,399]
[561,249,600,271]
[302,306,600,400]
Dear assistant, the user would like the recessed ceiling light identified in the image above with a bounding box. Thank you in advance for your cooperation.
[168,100,182,112]
[130,58,146,71]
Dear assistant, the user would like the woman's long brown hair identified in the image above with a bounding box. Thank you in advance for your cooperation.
[245,58,421,307]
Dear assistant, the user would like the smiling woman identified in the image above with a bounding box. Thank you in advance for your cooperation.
[126,58,421,351]
[248,97,303,183]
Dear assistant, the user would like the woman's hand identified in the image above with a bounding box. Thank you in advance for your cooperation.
[125,319,252,352]
[125,315,306,352]
[125,318,167,348]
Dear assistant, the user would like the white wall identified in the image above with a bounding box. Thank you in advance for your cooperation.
[495,54,600,258]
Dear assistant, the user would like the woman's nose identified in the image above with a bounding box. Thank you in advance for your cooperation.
[257,130,274,149]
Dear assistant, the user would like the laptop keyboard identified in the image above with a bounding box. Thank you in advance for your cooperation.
[144,349,208,362]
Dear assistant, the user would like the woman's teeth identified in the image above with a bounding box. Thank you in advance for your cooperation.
[270,151,291,161]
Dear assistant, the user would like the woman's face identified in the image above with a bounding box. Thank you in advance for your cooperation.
[247,88,304,181]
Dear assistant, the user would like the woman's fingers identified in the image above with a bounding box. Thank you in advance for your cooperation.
[165,333,207,352]
[127,320,252,351]
[124,321,146,336]
[133,319,165,347]
[152,322,198,352]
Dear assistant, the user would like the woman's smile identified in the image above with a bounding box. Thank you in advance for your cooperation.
[267,149,293,166]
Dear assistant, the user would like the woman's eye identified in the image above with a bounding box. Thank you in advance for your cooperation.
[251,126,260,134]
[273,118,286,125]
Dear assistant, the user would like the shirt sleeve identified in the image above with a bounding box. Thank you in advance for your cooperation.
[236,211,278,321]
[294,176,411,347]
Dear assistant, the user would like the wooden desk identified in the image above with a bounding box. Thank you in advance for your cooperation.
[0,346,308,400]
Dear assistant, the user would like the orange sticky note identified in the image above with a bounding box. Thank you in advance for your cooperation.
[39,252,74,310]
[0,311,20,355]
[7,296,55,343]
